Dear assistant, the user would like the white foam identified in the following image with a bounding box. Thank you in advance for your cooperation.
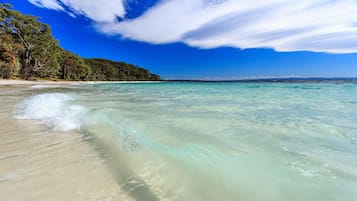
[13,93,87,132]
[31,85,61,89]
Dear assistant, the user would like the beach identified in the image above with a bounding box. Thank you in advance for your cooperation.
[0,82,134,201]
[3,0,357,200]
[0,80,356,201]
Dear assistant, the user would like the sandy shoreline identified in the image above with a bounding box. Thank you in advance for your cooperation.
[0,85,134,201]
[0,79,81,85]
[0,79,164,86]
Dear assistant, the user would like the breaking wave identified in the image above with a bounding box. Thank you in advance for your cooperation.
[13,93,87,131]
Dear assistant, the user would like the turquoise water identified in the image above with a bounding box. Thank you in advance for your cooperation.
[13,82,357,200]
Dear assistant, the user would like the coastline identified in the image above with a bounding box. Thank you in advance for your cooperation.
[0,79,164,86]
[2,78,356,86]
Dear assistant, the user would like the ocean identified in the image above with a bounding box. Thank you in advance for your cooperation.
[6,82,357,200]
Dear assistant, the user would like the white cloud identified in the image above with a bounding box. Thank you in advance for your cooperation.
[59,0,126,22]
[29,0,64,11]
[29,0,357,53]
[28,0,126,22]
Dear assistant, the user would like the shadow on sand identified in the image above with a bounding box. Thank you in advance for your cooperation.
[83,131,160,201]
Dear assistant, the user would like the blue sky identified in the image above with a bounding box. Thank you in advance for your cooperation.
[7,0,357,79]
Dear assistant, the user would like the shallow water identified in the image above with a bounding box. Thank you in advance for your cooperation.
[8,82,357,200]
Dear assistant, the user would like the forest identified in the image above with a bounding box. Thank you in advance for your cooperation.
[0,3,160,81]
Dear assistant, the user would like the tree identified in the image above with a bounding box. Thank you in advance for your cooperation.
[85,58,160,81]
[59,50,91,81]
[0,33,21,78]
[1,3,60,79]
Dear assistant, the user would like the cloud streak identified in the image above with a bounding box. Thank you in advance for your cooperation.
[28,0,357,53]
[29,0,64,11]
[28,0,126,21]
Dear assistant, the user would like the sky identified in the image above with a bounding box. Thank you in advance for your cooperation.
[5,0,357,79]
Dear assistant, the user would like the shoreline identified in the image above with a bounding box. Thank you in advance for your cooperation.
[0,79,164,86]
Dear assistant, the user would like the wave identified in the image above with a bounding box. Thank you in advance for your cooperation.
[13,93,87,131]
[12,92,146,152]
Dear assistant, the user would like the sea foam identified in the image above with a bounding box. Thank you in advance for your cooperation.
[13,93,87,131]
[30,85,61,89]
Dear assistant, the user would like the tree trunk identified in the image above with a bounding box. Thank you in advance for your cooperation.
[21,49,33,80]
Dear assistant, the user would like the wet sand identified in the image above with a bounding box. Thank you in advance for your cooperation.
[0,85,134,201]
[0,80,82,85]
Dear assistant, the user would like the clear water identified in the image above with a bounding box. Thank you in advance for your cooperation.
[13,82,357,201]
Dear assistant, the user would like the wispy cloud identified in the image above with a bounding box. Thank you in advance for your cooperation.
[29,0,64,11]
[28,0,357,53]
[28,0,126,21]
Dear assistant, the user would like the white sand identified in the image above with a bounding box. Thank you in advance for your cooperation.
[0,79,88,85]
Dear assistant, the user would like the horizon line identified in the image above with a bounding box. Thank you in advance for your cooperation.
[164,77,357,82]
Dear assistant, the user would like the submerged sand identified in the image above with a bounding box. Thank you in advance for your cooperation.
[0,85,134,201]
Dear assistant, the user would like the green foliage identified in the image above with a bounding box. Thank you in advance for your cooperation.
[85,59,118,81]
[0,33,20,78]
[85,58,160,81]
[0,3,160,81]
[59,50,91,80]
[1,4,61,79]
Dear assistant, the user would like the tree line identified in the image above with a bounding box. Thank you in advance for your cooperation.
[0,3,160,81]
